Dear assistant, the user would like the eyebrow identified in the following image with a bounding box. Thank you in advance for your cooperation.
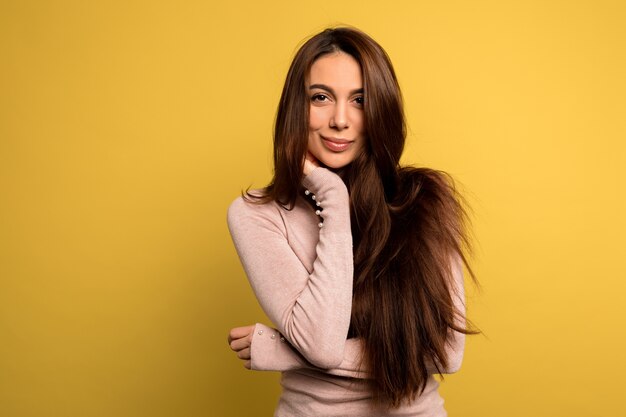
[309,83,364,95]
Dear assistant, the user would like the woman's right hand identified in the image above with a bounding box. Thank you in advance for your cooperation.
[303,151,320,176]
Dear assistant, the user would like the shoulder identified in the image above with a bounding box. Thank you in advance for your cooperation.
[227,192,287,237]
[228,192,274,219]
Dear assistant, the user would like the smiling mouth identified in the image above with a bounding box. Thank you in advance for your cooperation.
[321,136,353,152]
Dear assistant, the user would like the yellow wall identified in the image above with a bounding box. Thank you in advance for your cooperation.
[1,1,624,416]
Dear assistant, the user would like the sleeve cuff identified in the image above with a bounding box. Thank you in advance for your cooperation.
[302,167,346,195]
[250,323,309,372]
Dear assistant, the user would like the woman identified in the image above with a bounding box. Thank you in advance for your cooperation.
[227,26,477,416]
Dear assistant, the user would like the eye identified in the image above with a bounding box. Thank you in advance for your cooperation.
[354,96,365,106]
[311,93,329,102]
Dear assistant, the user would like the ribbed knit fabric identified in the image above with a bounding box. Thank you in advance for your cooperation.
[227,167,466,417]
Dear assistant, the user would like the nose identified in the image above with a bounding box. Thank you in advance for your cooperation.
[330,102,348,130]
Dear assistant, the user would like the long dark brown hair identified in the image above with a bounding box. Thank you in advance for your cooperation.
[251,26,478,407]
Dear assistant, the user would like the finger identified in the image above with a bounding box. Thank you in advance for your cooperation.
[244,360,251,370]
[229,336,251,352]
[237,347,251,360]
[228,325,255,343]
[305,151,320,166]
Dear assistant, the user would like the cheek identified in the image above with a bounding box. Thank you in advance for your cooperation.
[353,112,365,134]
[309,107,325,130]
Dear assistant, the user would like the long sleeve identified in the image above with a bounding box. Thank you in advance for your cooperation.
[227,167,353,369]
[249,252,467,377]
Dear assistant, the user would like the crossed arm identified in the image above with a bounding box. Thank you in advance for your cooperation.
[227,153,466,377]
[228,254,467,378]
[227,164,354,370]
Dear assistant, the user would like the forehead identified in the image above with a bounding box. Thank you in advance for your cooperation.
[308,52,363,87]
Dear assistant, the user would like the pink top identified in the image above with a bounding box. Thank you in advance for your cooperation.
[227,167,466,416]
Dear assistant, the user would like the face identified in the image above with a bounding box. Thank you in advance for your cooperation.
[306,51,365,170]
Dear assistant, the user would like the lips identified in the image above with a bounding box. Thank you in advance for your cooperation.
[321,135,353,152]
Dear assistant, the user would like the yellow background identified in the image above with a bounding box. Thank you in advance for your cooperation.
[1,0,625,416]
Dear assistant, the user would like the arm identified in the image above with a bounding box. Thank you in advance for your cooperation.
[247,323,368,378]
[227,167,353,369]
[243,252,467,377]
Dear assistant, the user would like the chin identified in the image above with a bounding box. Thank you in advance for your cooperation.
[315,152,357,169]
[319,159,352,170]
